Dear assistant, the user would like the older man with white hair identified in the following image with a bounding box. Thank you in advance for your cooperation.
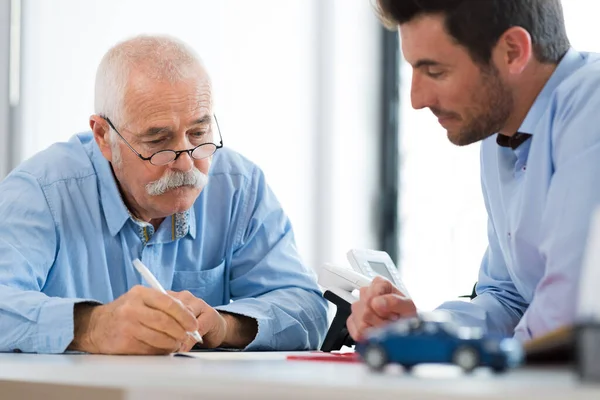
[0,35,328,354]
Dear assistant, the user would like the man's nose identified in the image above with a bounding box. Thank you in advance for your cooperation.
[171,150,194,172]
[410,74,434,110]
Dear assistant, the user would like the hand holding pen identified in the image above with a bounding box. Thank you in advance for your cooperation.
[68,273,202,355]
[132,259,203,344]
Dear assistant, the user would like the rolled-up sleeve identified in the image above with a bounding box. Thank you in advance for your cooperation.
[215,166,328,350]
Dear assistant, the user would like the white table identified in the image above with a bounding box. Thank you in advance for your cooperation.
[0,352,599,400]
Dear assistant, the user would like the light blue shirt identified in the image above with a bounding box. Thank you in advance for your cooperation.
[0,132,328,353]
[438,48,600,341]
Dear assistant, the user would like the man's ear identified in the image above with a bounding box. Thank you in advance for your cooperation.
[90,115,113,161]
[496,26,533,75]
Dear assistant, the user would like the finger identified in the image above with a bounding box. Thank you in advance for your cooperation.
[167,289,195,304]
[166,290,201,320]
[359,286,369,299]
[137,306,189,343]
[130,337,174,355]
[166,290,208,318]
[366,277,395,299]
[195,309,229,348]
[134,323,182,353]
[361,303,392,328]
[346,315,360,341]
[350,297,367,320]
[370,294,417,319]
[177,291,209,317]
[178,334,198,353]
[139,289,199,333]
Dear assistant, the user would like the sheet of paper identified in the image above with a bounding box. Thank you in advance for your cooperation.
[173,351,310,360]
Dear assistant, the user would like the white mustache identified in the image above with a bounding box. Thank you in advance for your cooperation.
[145,168,209,196]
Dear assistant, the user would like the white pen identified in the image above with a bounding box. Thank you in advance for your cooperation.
[132,258,203,344]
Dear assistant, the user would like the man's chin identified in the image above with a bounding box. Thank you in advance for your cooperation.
[447,130,465,146]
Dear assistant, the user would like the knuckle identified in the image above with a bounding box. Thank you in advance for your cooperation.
[372,276,386,285]
[121,303,138,318]
[376,277,392,289]
[180,290,193,299]
[130,285,145,295]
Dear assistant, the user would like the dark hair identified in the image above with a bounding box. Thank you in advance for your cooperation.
[376,0,570,65]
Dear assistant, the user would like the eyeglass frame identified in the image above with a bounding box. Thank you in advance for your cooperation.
[102,115,224,166]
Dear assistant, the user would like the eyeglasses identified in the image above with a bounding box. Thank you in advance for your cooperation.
[103,115,224,166]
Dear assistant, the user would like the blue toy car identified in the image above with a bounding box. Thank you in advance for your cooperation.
[355,312,523,373]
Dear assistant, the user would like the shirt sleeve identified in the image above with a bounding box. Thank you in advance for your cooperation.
[513,78,600,341]
[0,171,93,353]
[214,166,329,350]
[436,151,528,336]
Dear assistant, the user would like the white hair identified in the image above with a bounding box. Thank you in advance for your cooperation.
[94,34,208,127]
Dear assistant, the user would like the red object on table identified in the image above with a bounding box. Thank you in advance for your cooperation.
[286,352,360,363]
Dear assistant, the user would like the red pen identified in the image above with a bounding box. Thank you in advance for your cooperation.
[286,352,360,363]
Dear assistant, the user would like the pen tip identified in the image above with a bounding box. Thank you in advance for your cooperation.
[192,331,204,344]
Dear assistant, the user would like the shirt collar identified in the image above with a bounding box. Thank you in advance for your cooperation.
[518,47,585,135]
[496,132,532,149]
[90,136,197,240]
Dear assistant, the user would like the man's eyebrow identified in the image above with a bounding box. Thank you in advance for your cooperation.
[413,59,445,69]
[141,127,172,138]
[190,115,212,126]
[139,116,212,137]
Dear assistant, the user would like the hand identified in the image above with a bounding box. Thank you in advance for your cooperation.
[70,285,199,355]
[346,276,417,341]
[168,290,228,351]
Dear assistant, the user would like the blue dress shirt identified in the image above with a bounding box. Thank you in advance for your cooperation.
[0,132,328,353]
[438,48,600,341]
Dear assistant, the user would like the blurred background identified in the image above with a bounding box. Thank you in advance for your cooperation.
[0,0,595,311]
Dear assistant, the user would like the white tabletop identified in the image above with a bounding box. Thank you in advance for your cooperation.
[0,352,599,400]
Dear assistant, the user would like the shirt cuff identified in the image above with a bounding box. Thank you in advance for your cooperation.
[215,301,275,350]
[25,298,99,354]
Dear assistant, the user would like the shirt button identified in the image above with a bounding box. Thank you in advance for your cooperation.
[508,232,511,238]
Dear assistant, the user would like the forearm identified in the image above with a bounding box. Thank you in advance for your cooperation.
[0,286,95,353]
[216,288,328,350]
[219,311,258,349]
[67,302,101,352]
[437,293,524,336]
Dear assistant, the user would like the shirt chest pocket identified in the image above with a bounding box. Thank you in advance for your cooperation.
[172,259,227,306]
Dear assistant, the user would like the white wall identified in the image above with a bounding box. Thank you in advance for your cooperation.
[17,0,381,272]
[399,0,600,311]
[0,0,11,179]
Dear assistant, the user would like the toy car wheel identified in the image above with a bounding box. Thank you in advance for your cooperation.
[363,344,388,371]
[491,364,507,374]
[452,345,479,373]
